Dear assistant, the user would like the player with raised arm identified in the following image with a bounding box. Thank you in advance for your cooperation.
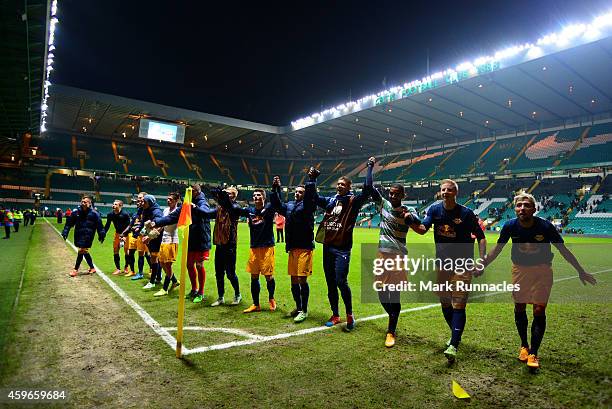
[104,200,131,275]
[153,184,216,303]
[314,157,374,330]
[210,187,242,307]
[484,192,596,369]
[62,195,106,277]
[216,187,277,313]
[370,181,421,347]
[269,168,318,322]
[412,179,486,362]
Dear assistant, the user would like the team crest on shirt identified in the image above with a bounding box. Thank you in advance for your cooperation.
[453,218,462,224]
[438,224,456,238]
[534,234,545,241]
[250,214,264,225]
[331,201,343,216]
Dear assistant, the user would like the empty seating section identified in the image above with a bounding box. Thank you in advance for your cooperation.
[115,142,160,176]
[50,173,93,191]
[226,156,255,185]
[96,178,137,193]
[564,123,612,167]
[440,144,484,177]
[481,136,530,172]
[37,132,77,167]
[462,180,493,197]
[598,176,611,194]
[511,131,559,171]
[0,169,46,187]
[183,152,224,183]
[374,152,408,181]
[593,197,611,213]
[98,193,133,205]
[408,149,450,181]
[536,177,596,197]
[30,124,612,185]
[149,146,192,179]
[565,217,612,235]
[456,196,469,206]
[404,184,439,203]
[48,191,86,201]
[213,155,246,184]
[555,126,584,141]
[76,137,120,172]
[0,188,31,199]
[481,179,520,198]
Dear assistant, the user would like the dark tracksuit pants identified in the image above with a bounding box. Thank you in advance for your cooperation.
[214,244,240,298]
[323,245,352,316]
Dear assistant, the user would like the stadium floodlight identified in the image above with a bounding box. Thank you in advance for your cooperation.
[40,0,59,134]
[290,11,612,131]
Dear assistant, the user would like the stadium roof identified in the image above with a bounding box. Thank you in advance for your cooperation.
[0,0,49,157]
[45,18,612,159]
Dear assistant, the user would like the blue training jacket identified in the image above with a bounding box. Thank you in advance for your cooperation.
[62,206,105,248]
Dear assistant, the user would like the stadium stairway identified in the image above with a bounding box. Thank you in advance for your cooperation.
[591,178,602,194]
[527,179,541,193]
[146,146,168,177]
[552,126,589,167]
[479,181,495,197]
[428,148,458,179]
[209,154,236,184]
[467,141,496,174]
[512,135,537,165]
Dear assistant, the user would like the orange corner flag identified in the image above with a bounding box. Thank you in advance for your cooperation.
[178,188,193,229]
[176,187,192,358]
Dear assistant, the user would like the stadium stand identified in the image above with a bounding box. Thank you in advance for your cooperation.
[4,119,612,235]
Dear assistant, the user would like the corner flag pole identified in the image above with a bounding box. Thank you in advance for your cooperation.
[176,187,192,358]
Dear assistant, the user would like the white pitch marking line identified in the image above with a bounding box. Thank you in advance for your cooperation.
[45,218,181,352]
[162,326,267,340]
[183,268,612,355]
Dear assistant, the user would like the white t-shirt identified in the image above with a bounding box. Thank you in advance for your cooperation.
[161,207,179,244]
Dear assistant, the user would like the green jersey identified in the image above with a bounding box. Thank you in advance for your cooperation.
[377,196,410,254]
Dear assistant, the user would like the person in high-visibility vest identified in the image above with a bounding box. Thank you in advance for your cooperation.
[13,209,23,232]
[2,207,14,239]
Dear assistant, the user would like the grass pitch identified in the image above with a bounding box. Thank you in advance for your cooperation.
[0,220,610,408]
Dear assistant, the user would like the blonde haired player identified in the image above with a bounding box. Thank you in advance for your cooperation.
[484,192,596,369]
[412,179,486,362]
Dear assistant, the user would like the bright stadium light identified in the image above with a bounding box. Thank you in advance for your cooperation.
[290,11,612,131]
[40,0,59,134]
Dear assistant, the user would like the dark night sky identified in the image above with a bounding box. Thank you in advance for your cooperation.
[53,0,612,125]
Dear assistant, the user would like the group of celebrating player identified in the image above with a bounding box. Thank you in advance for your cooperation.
[60,156,596,370]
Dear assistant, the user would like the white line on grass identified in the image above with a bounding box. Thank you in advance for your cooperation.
[44,218,184,353]
[162,326,267,340]
[11,238,31,315]
[182,268,612,355]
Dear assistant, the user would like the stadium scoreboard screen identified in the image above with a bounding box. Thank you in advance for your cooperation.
[138,118,186,144]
